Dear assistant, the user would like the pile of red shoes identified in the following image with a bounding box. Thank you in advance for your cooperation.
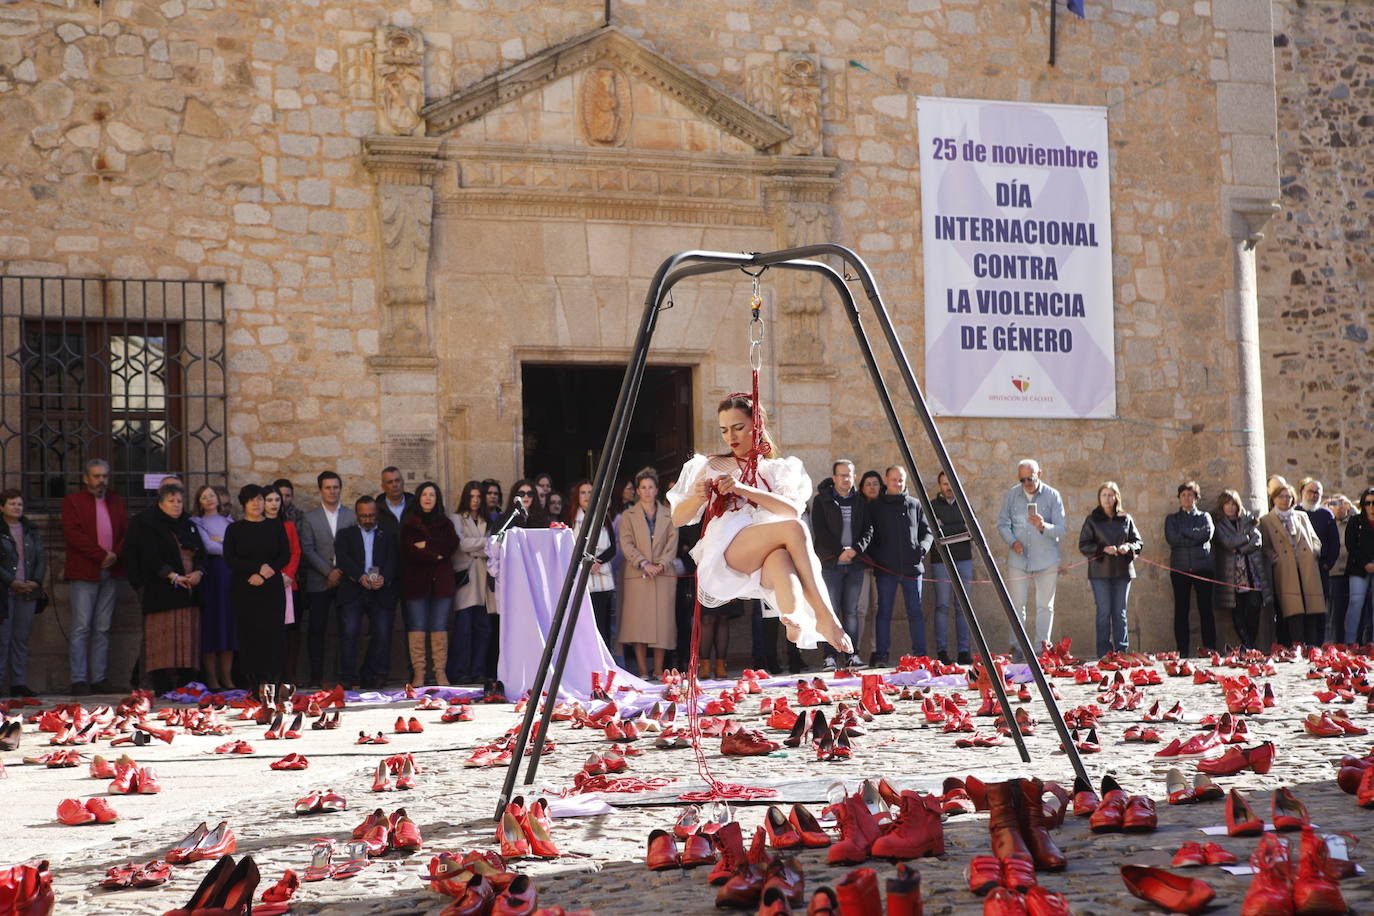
[353,807,423,855]
[496,797,558,859]
[695,820,804,910]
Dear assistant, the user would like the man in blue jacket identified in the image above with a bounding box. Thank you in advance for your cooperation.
[995,459,1065,655]
[867,466,933,667]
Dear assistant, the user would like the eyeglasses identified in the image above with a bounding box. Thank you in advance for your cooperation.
[516,490,533,497]
[1363,501,1374,508]
[1018,476,1035,484]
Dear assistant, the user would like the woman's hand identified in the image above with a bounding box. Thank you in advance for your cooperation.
[591,561,603,574]
[258,563,275,579]
[415,540,427,550]
[248,573,265,586]
[693,475,711,501]
[642,563,662,579]
[187,571,203,587]
[1103,545,1118,555]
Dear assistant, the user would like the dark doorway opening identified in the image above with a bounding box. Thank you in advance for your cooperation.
[521,364,694,508]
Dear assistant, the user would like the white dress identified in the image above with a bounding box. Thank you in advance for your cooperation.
[667,453,826,650]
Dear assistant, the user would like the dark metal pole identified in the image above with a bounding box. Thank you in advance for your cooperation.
[1049,0,1058,67]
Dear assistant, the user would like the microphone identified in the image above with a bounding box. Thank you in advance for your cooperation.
[493,503,526,538]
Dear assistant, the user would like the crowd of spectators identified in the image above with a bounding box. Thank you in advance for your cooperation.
[0,456,1370,697]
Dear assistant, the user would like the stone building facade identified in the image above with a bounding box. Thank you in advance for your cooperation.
[5,0,1356,688]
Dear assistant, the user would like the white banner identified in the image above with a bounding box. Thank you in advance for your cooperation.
[917,97,1116,418]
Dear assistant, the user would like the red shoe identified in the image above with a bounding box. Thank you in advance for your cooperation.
[1121,796,1157,832]
[1359,765,1374,808]
[1017,779,1063,870]
[1171,842,1207,867]
[319,789,347,813]
[166,822,209,864]
[1226,788,1264,837]
[982,886,1029,915]
[1120,865,1215,915]
[986,780,1034,860]
[967,855,1004,895]
[1070,776,1099,816]
[56,798,96,825]
[407,717,424,734]
[763,805,801,849]
[834,867,882,916]
[1242,834,1294,916]
[391,812,423,852]
[1023,885,1072,916]
[767,698,799,731]
[646,829,681,871]
[393,716,408,735]
[270,753,308,771]
[497,800,530,858]
[137,766,162,794]
[1089,777,1127,833]
[1201,843,1237,866]
[720,724,779,756]
[521,797,559,858]
[1304,713,1344,738]
[186,820,237,861]
[352,808,385,840]
[872,791,944,861]
[680,831,717,868]
[89,754,117,780]
[826,793,883,865]
[1292,827,1347,916]
[134,722,174,744]
[708,821,749,886]
[788,803,830,848]
[1271,787,1309,832]
[372,760,393,792]
[283,712,303,739]
[396,757,417,790]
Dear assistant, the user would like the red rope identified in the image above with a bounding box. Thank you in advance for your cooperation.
[679,369,777,803]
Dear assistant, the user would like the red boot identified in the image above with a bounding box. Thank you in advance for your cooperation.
[1292,828,1347,916]
[985,780,1032,863]
[871,792,943,860]
[835,867,883,916]
[885,862,922,916]
[827,794,883,865]
[1019,779,1065,871]
[1241,834,1292,916]
[708,821,748,886]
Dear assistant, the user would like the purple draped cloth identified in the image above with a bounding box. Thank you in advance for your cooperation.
[489,528,646,701]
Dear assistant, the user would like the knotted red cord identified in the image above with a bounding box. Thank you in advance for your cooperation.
[679,368,778,803]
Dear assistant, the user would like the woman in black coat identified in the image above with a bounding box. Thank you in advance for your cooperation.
[1077,481,1144,659]
[223,483,290,699]
[124,483,206,693]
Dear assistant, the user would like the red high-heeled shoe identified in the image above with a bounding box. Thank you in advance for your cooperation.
[1271,787,1309,832]
[161,854,237,916]
[788,803,830,848]
[197,854,260,915]
[167,823,209,864]
[1120,865,1215,915]
[497,800,531,858]
[521,798,559,858]
[763,805,802,849]
[186,821,237,862]
[1226,788,1264,837]
[371,761,393,792]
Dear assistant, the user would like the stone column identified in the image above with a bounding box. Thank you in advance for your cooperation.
[1228,199,1279,512]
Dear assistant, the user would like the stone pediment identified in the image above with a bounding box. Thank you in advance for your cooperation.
[421,26,790,153]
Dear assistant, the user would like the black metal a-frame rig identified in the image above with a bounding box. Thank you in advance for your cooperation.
[495,245,1089,819]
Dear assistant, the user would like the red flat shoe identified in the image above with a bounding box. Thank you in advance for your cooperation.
[1120,865,1215,915]
[967,856,1003,895]
[137,766,162,794]
[1023,885,1072,916]
[1192,774,1224,803]
[982,886,1028,915]
[1122,796,1157,832]
[1271,787,1309,832]
[1225,788,1264,837]
[84,797,118,824]
[646,829,681,871]
[407,717,424,734]
[318,789,347,813]
[352,808,385,840]
[166,822,209,864]
[260,868,299,904]
[391,812,423,852]
[270,754,308,771]
[491,873,538,916]
[131,860,171,888]
[1201,843,1236,866]
[1172,842,1207,867]
[186,820,237,861]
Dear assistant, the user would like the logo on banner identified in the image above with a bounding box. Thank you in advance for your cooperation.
[1011,375,1031,393]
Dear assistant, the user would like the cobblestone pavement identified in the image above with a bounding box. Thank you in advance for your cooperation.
[3,651,1372,915]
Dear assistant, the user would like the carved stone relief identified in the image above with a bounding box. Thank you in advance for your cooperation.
[379,184,433,303]
[343,39,374,101]
[578,65,632,147]
[375,26,426,138]
[746,52,826,156]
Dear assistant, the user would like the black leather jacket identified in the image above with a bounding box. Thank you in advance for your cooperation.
[1078,507,1143,579]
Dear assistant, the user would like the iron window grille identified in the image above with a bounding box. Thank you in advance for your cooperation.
[0,276,228,513]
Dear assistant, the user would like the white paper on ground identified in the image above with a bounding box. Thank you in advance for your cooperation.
[546,795,615,817]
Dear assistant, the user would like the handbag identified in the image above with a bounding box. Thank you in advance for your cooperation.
[32,586,49,615]
[455,567,470,590]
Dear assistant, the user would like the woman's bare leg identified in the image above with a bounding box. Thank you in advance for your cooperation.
[726,522,853,652]
[633,643,648,680]
[652,647,665,678]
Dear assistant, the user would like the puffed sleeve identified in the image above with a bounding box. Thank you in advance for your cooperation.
[767,456,813,514]
[667,454,709,525]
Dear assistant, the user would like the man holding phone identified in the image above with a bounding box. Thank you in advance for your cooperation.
[995,458,1065,655]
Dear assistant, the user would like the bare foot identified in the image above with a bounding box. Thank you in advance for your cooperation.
[815,612,853,655]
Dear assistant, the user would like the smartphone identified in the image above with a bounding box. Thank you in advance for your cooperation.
[1027,502,1038,518]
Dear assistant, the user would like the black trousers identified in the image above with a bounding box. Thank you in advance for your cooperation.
[1231,591,1262,649]
[304,588,336,683]
[1171,571,1215,655]
[590,590,615,649]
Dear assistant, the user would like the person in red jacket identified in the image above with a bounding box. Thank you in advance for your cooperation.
[400,482,458,687]
[60,459,129,695]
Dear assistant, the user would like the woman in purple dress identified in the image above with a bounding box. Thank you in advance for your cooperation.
[192,484,235,691]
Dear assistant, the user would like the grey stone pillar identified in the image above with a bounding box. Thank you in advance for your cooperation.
[1228,199,1278,513]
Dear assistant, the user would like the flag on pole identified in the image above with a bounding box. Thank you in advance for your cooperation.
[1065,0,1085,17]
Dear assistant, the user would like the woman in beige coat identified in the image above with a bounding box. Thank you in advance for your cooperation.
[449,481,497,684]
[618,469,678,681]
[1259,482,1326,646]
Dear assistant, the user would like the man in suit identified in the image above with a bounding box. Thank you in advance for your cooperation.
[334,496,399,689]
[298,470,355,686]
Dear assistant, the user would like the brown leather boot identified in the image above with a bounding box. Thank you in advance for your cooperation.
[986,779,1033,863]
[1020,778,1067,871]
